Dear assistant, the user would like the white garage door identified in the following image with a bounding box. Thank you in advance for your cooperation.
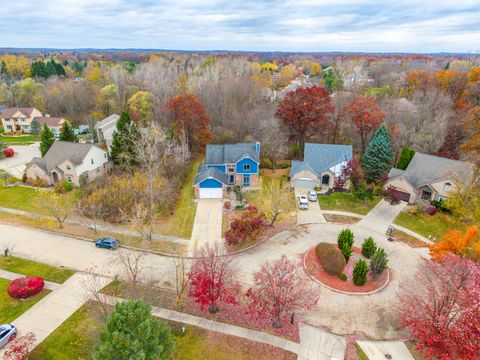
[294,178,316,189]
[199,188,223,199]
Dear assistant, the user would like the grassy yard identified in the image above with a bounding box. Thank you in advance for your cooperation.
[394,211,463,240]
[154,160,200,238]
[0,135,38,145]
[0,256,74,283]
[0,186,81,215]
[30,301,295,360]
[318,192,381,215]
[0,278,51,323]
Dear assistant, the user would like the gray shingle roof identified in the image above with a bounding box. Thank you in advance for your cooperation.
[28,141,102,173]
[206,143,260,164]
[193,164,228,185]
[94,114,120,130]
[290,143,352,177]
[389,152,473,188]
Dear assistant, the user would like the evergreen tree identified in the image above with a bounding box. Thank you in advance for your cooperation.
[396,147,415,170]
[370,248,388,278]
[59,120,78,142]
[31,61,48,78]
[0,60,6,75]
[110,111,140,167]
[30,119,41,136]
[353,259,369,286]
[40,123,55,157]
[361,123,393,182]
[94,300,175,360]
[46,60,57,77]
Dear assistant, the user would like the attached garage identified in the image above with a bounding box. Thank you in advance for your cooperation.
[397,190,411,202]
[294,178,316,189]
[198,178,224,199]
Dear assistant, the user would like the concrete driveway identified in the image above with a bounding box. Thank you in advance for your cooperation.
[357,199,407,233]
[295,188,326,225]
[189,199,223,254]
[0,143,40,178]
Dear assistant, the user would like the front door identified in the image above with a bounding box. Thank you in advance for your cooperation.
[52,172,59,185]
[322,175,330,185]
[421,190,432,200]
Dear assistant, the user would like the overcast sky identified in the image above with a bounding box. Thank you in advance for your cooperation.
[0,0,479,53]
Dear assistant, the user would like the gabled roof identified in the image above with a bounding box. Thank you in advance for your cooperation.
[1,107,40,118]
[193,164,228,186]
[27,141,104,173]
[291,143,352,177]
[388,152,473,188]
[206,143,260,164]
[94,114,120,130]
[34,117,64,127]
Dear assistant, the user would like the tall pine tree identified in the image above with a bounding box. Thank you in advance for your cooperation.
[59,120,78,142]
[361,123,393,183]
[40,123,55,157]
[110,111,140,167]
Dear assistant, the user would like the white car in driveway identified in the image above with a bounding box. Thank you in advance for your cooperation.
[297,195,309,210]
[307,190,318,202]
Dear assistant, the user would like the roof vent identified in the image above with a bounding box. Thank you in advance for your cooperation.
[255,142,260,153]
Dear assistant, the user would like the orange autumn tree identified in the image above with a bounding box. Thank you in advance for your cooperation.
[429,225,480,261]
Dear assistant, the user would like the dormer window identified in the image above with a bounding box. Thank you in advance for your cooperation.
[444,183,451,192]
[91,159,94,165]
[228,165,235,173]
[243,164,251,172]
[66,165,71,170]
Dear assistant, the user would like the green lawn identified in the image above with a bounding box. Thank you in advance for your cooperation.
[355,343,369,360]
[394,211,463,240]
[318,192,382,215]
[0,135,38,145]
[0,186,81,215]
[155,160,200,238]
[0,278,51,323]
[0,256,74,283]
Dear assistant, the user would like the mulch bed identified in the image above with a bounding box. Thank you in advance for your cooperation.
[304,246,389,294]
[323,214,360,224]
[395,230,429,248]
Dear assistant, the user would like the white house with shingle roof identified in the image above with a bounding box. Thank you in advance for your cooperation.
[95,114,120,150]
[25,141,112,187]
[386,152,474,203]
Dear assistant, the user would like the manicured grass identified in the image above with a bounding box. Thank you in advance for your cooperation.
[318,192,381,215]
[394,211,463,240]
[0,256,74,283]
[0,186,81,215]
[155,160,200,238]
[0,278,51,323]
[28,302,100,360]
[0,135,38,145]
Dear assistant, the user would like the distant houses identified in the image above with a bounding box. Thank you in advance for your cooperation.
[1,107,65,135]
[94,114,120,150]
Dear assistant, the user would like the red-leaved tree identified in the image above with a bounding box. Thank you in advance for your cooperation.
[224,205,266,246]
[246,255,320,328]
[4,332,36,360]
[398,255,480,360]
[342,96,385,153]
[187,245,240,314]
[341,159,363,191]
[276,86,335,157]
[383,185,402,205]
[166,93,212,153]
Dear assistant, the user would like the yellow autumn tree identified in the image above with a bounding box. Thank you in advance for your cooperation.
[429,225,480,261]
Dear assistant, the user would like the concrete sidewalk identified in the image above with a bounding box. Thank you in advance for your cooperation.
[357,340,414,360]
[0,272,111,354]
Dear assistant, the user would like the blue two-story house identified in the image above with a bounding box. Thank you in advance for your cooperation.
[193,142,260,199]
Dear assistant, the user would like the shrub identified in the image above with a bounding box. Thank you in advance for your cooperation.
[353,185,374,201]
[383,185,402,205]
[277,162,290,169]
[431,199,451,213]
[261,158,273,169]
[27,178,46,187]
[353,259,369,286]
[361,237,377,258]
[4,148,14,157]
[224,205,266,246]
[341,241,353,262]
[371,248,388,278]
[22,173,27,183]
[61,180,73,192]
[423,204,437,216]
[319,246,346,276]
[338,229,354,262]
[338,273,347,281]
[7,276,45,299]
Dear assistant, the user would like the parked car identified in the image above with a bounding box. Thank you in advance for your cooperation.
[95,237,119,250]
[0,324,17,348]
[297,195,309,210]
[307,190,318,202]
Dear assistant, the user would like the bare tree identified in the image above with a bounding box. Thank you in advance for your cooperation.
[114,248,146,299]
[171,244,191,306]
[257,116,287,171]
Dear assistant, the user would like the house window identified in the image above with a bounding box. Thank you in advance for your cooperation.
[21,118,25,122]
[421,191,432,200]
[243,164,251,172]
[444,183,451,192]
[66,165,71,170]
[96,167,101,173]
[67,176,73,183]
[6,125,12,130]
[228,165,235,173]
[91,159,94,165]
[229,175,235,184]
[243,176,250,185]
[4,118,9,122]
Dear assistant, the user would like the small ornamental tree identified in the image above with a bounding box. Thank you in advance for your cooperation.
[3,332,36,360]
[337,228,354,261]
[383,185,402,205]
[224,205,266,246]
[94,300,175,360]
[352,259,369,286]
[361,237,377,258]
[246,255,320,329]
[396,147,415,170]
[187,245,240,314]
[39,123,54,157]
[361,123,394,183]
[341,159,363,191]
[370,248,388,277]
[398,255,480,360]
[429,225,480,261]
[58,120,78,142]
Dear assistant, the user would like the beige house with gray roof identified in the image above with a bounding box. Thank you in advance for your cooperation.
[386,153,473,203]
[1,107,43,133]
[25,141,112,187]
